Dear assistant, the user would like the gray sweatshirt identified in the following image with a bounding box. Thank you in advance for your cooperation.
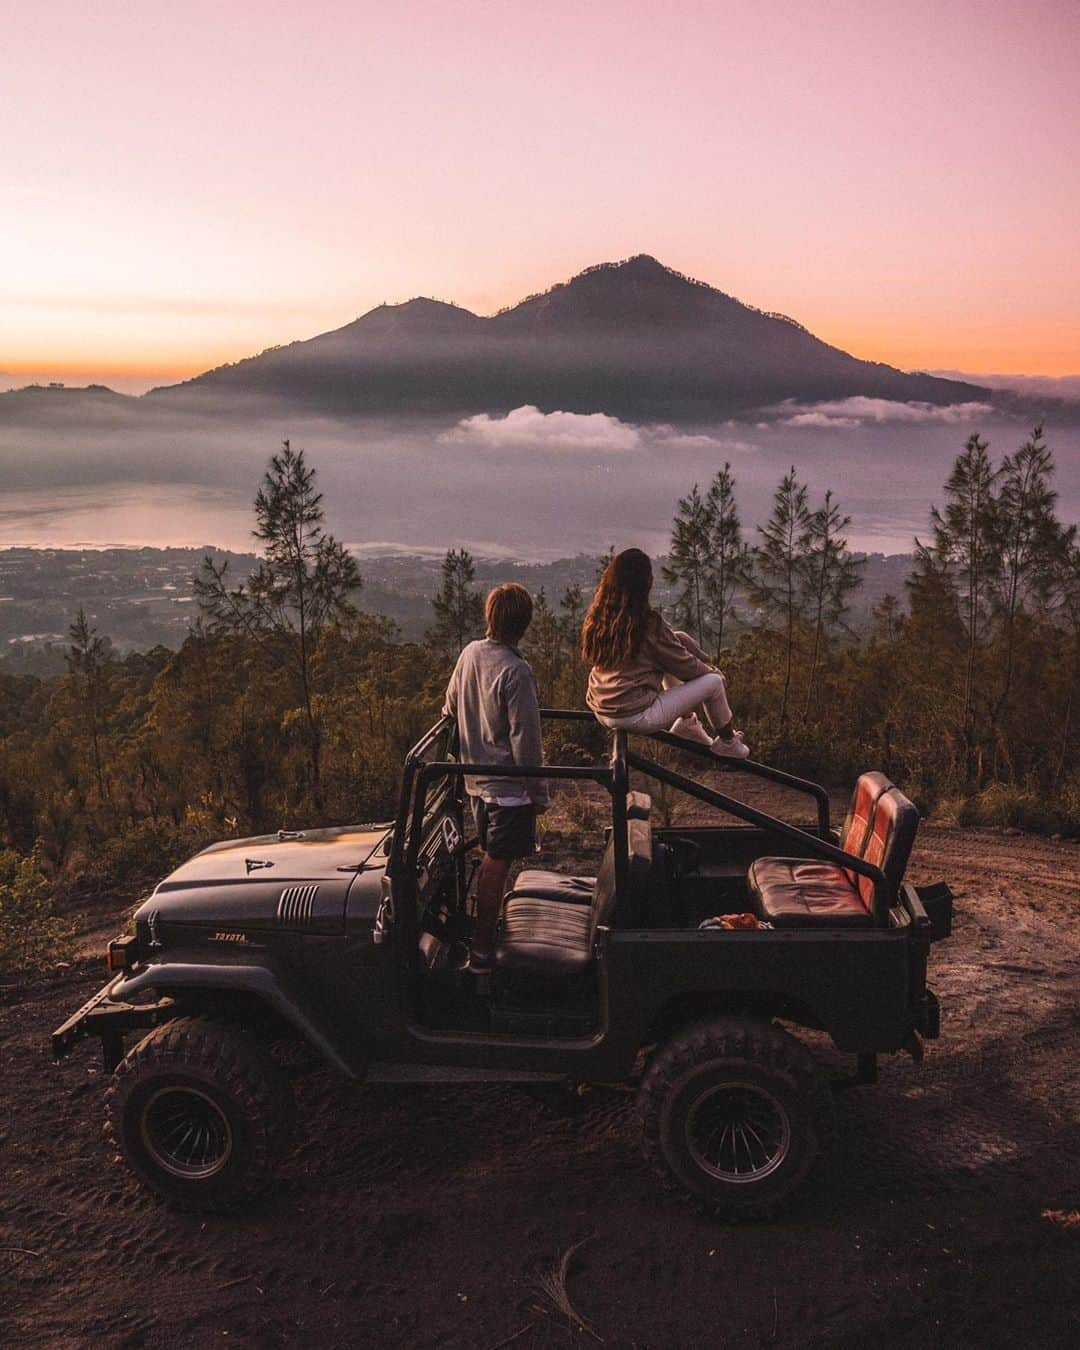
[442,639,549,808]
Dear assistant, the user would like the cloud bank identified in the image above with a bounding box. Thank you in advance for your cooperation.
[441,405,756,455]
[774,397,995,429]
[443,405,641,451]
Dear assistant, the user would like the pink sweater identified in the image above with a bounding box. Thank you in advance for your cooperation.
[586,612,713,718]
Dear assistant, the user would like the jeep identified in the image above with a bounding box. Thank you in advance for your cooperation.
[53,712,953,1215]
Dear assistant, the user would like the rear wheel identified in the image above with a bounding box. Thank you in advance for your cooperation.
[639,1017,835,1217]
[105,1015,291,1212]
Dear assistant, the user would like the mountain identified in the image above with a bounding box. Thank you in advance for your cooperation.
[0,383,137,421]
[148,255,992,420]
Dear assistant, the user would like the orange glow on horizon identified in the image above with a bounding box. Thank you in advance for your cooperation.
[5,5,1078,397]
[820,320,1080,380]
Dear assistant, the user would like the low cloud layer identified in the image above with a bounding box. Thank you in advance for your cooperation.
[443,405,640,451]
[442,404,756,455]
[775,396,995,429]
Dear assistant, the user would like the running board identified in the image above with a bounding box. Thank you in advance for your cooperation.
[365,1062,566,1084]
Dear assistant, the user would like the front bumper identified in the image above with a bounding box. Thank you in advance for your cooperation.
[52,973,176,1070]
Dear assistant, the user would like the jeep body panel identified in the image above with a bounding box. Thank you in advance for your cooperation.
[54,712,949,1091]
[134,824,391,937]
[111,951,366,1076]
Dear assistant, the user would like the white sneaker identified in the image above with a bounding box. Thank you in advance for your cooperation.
[710,731,750,760]
[668,714,715,747]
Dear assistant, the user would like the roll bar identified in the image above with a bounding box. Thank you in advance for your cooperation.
[646,729,831,837]
[391,710,890,923]
[625,749,894,923]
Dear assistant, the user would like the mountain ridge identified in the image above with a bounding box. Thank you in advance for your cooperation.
[138,254,994,420]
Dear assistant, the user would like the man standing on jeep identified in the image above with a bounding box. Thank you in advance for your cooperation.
[443,583,548,974]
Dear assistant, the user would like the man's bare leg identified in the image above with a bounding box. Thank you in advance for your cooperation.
[472,854,512,967]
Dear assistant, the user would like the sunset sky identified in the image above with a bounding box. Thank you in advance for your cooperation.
[4,0,1079,390]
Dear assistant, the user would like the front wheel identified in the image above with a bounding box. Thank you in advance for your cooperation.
[638,1017,835,1217]
[105,1015,292,1212]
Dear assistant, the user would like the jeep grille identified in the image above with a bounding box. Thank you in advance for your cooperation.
[277,884,319,925]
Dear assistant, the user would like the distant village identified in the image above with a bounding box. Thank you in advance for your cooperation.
[0,545,915,672]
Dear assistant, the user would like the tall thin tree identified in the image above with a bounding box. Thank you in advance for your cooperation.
[195,441,361,809]
[66,608,112,803]
[920,432,999,773]
[663,484,713,644]
[802,490,863,717]
[991,426,1067,719]
[427,548,484,659]
[703,462,750,657]
[747,468,813,725]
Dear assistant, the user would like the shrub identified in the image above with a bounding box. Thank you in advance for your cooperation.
[1058,775,1080,836]
[967,782,1057,833]
[933,794,978,828]
[84,818,212,893]
[0,843,75,976]
[552,783,609,836]
[932,780,1079,836]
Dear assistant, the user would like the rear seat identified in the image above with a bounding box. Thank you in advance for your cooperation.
[495,797,652,975]
[748,773,918,927]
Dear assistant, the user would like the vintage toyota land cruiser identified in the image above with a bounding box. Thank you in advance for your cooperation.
[53,712,952,1215]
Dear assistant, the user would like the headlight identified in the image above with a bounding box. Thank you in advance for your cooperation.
[106,934,139,972]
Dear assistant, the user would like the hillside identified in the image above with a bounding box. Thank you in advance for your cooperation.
[147,255,993,420]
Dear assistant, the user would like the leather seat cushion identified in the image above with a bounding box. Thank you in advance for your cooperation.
[495,897,593,974]
[506,869,595,904]
[748,858,874,928]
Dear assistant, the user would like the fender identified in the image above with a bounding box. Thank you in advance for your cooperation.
[113,953,366,1078]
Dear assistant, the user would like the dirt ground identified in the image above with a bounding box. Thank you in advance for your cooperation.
[2,818,1078,1349]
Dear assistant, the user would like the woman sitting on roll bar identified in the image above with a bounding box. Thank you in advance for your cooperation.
[582,548,750,760]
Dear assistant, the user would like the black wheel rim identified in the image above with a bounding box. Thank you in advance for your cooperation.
[140,1085,234,1180]
[685,1080,791,1183]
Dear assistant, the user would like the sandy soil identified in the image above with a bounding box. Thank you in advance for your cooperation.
[2,821,1078,1349]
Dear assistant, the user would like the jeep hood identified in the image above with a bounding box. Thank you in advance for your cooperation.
[135,823,392,934]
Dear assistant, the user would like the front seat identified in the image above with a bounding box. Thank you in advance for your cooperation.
[503,792,652,906]
[494,812,652,975]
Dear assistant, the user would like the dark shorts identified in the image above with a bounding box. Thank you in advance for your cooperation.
[473,799,537,861]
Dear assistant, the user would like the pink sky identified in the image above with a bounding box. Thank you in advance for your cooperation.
[3,0,1078,385]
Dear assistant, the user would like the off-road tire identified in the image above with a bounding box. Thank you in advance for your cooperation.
[639,1016,836,1217]
[105,1015,292,1212]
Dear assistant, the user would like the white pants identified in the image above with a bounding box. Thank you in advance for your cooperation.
[596,629,734,737]
[597,670,733,735]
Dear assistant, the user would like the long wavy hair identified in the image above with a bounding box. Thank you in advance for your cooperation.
[581,548,654,670]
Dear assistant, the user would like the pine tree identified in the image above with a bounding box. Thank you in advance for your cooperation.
[195,441,361,809]
[920,433,999,775]
[703,463,750,657]
[558,584,588,706]
[663,484,713,644]
[524,588,563,701]
[747,468,813,725]
[559,583,584,638]
[802,490,863,718]
[991,426,1068,718]
[1048,538,1080,787]
[594,546,617,583]
[66,608,112,803]
[427,548,484,660]
[871,593,903,645]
